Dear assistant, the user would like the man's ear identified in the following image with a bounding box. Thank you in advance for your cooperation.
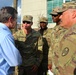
[31,22,33,25]
[8,17,13,22]
[72,10,76,19]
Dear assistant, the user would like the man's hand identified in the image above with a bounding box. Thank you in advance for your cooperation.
[48,64,52,71]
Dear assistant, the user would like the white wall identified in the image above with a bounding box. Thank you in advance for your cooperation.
[21,0,47,28]
[48,23,56,28]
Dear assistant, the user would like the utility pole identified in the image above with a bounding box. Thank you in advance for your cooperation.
[13,0,18,10]
[13,0,18,33]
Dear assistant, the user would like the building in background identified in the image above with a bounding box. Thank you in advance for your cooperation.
[21,0,72,28]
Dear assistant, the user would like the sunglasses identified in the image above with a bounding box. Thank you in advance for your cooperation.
[23,21,31,24]
[40,22,47,23]
[52,15,58,17]
[52,13,62,17]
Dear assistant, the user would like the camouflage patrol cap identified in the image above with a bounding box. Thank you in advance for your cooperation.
[58,1,76,13]
[50,7,62,15]
[23,15,33,22]
[40,16,48,23]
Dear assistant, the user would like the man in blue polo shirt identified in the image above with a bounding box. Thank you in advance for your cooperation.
[0,6,22,75]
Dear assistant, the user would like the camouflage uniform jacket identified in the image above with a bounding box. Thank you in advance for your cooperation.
[56,24,76,75]
[39,28,51,69]
[14,29,43,67]
[48,25,67,74]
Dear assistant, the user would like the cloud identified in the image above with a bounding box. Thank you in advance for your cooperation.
[17,6,21,17]
[17,6,21,24]
[0,0,21,23]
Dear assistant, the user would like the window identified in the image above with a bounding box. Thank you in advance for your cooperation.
[65,0,71,2]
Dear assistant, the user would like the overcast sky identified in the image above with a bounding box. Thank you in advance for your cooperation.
[0,0,21,23]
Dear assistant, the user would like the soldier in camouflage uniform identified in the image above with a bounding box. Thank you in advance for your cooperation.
[50,7,62,25]
[38,16,51,75]
[49,1,76,75]
[48,7,67,74]
[14,15,43,75]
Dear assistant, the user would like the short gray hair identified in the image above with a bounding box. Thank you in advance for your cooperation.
[0,6,17,23]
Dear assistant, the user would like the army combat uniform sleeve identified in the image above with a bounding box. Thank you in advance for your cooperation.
[57,26,76,75]
[57,35,76,75]
[48,29,52,65]
[13,30,26,75]
[48,47,52,65]
[36,33,43,67]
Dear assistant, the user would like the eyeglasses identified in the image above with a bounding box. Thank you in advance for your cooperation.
[23,21,31,24]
